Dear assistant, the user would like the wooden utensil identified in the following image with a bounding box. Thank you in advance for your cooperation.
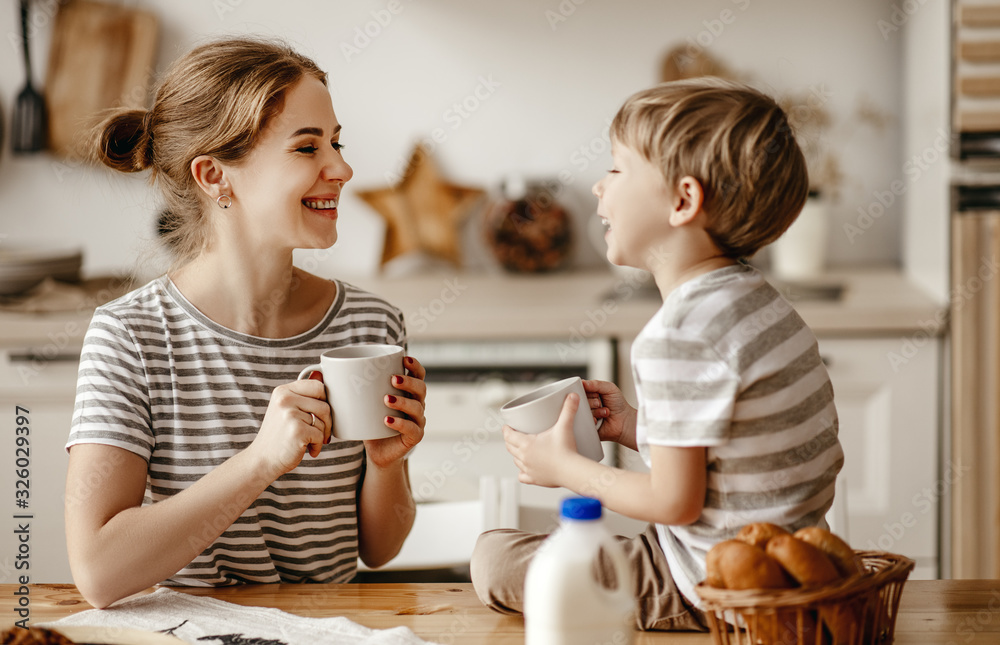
[44,0,159,159]
[12,0,47,153]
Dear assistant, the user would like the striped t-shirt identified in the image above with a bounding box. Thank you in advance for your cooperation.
[66,275,406,586]
[632,264,842,609]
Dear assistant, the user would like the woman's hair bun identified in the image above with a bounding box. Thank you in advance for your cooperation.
[95,109,154,173]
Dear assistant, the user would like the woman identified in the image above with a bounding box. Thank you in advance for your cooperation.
[64,37,426,609]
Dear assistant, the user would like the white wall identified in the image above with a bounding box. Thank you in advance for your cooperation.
[0,0,906,280]
[901,0,951,304]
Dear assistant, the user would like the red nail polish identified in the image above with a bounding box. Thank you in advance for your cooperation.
[394,376,403,385]
[387,395,397,404]
[386,416,395,424]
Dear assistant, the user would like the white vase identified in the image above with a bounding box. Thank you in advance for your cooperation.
[770,195,829,282]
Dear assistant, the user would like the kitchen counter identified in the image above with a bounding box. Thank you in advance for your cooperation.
[15,580,1000,644]
[0,267,947,349]
[352,266,947,339]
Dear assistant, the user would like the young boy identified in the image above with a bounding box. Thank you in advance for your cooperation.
[470,78,844,631]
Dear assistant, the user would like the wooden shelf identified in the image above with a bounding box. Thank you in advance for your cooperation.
[955,109,1000,132]
[958,40,1000,63]
[960,3,1000,27]
[958,75,1000,97]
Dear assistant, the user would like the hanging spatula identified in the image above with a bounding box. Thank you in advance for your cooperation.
[12,0,47,153]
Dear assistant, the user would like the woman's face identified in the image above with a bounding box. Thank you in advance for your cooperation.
[223,75,353,253]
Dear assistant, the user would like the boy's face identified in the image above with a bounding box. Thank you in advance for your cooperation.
[592,142,675,270]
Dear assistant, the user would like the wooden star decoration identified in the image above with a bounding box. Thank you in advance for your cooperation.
[356,144,484,267]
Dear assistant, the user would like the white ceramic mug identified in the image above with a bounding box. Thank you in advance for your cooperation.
[298,344,405,441]
[500,376,604,462]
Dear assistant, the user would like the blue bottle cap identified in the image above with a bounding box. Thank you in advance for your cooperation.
[561,496,602,521]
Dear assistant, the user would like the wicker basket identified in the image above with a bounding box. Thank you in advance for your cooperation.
[694,551,915,645]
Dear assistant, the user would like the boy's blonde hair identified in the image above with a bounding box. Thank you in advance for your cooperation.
[610,78,809,259]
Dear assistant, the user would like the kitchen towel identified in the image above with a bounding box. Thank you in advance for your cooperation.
[0,275,134,313]
[43,587,442,645]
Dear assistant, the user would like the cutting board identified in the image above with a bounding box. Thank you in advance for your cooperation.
[44,0,159,158]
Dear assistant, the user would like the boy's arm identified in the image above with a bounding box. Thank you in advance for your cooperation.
[503,393,707,525]
[560,445,705,525]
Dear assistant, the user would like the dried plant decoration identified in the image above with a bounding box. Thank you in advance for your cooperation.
[660,46,893,204]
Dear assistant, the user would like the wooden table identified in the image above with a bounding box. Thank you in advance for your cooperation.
[9,580,1000,643]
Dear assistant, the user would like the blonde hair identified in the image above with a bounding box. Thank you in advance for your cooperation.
[93,37,327,265]
[610,78,809,259]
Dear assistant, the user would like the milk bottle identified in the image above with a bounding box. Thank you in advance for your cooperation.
[524,497,636,645]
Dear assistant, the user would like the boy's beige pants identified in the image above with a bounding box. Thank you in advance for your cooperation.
[470,524,709,631]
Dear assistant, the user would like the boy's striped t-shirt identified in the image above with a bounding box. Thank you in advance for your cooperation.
[632,264,843,609]
[66,275,406,586]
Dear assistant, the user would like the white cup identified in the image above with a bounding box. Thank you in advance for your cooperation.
[499,376,604,462]
[298,344,405,441]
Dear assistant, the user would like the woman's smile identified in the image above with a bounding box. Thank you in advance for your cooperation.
[303,195,340,219]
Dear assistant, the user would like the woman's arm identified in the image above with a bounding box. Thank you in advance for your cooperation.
[356,456,415,567]
[357,356,426,568]
[66,444,275,608]
[503,393,707,525]
[65,379,331,608]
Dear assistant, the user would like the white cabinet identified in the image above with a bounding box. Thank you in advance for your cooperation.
[818,337,940,580]
[615,335,942,580]
[0,347,78,584]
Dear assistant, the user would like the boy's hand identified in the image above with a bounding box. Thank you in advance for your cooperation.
[503,392,583,488]
[583,379,638,451]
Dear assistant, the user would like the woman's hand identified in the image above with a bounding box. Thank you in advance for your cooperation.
[364,355,427,469]
[503,393,584,488]
[247,376,331,478]
[583,379,638,451]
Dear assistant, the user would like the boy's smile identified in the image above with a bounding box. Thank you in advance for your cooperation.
[592,143,675,271]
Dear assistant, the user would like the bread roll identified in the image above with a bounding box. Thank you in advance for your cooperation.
[794,526,863,578]
[704,541,727,588]
[706,539,795,590]
[735,522,791,550]
[765,534,841,587]
[792,528,865,644]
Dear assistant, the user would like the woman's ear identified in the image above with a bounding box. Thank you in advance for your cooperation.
[668,176,705,227]
[190,155,229,202]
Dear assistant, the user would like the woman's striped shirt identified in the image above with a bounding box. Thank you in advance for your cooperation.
[66,275,406,586]
[632,264,843,610]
